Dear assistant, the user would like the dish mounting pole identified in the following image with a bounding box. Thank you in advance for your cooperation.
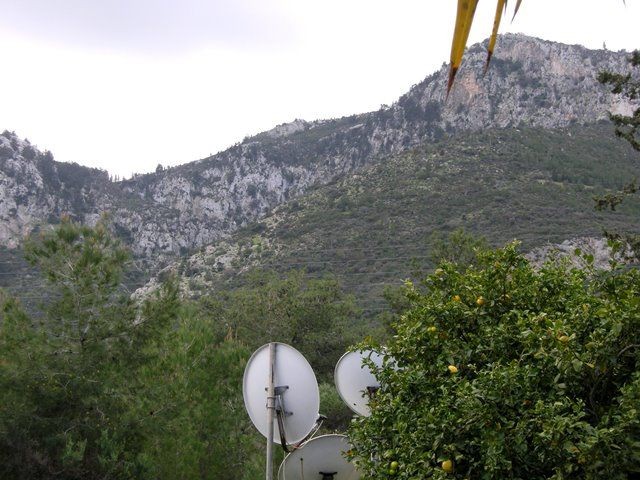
[266,342,276,480]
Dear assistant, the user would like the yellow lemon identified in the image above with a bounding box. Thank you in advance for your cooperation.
[427,326,437,333]
[442,460,454,473]
[476,296,485,306]
[448,365,458,374]
[453,295,461,302]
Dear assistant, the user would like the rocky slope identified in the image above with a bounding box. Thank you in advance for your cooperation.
[0,134,111,247]
[0,35,636,258]
[525,237,631,270]
[134,124,640,308]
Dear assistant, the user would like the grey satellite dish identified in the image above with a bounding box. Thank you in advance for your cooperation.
[334,350,384,416]
[243,342,320,445]
[278,434,360,480]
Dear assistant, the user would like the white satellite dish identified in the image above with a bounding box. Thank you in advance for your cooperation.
[243,342,320,445]
[278,434,360,480]
[334,350,384,417]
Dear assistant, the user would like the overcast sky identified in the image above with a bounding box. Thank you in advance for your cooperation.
[0,0,638,177]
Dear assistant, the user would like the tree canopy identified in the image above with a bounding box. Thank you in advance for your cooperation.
[348,244,640,479]
[0,219,263,479]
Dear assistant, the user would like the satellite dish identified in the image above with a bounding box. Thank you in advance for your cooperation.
[334,350,384,416]
[243,342,320,445]
[278,434,360,480]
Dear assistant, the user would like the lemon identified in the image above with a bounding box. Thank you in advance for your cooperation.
[476,296,485,306]
[448,365,458,374]
[453,295,461,302]
[390,461,399,469]
[558,335,570,343]
[427,326,437,333]
[442,459,454,473]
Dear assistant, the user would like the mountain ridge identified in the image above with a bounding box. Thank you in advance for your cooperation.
[0,34,636,259]
[133,123,640,306]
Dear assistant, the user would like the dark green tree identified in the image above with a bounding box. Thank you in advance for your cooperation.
[198,270,360,437]
[200,270,360,382]
[137,310,260,480]
[428,228,489,268]
[0,217,179,479]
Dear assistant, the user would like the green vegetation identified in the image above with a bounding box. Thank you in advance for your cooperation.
[1,55,639,479]
[0,222,228,477]
[0,218,177,478]
[348,244,640,479]
[138,317,258,480]
[198,270,362,382]
[429,228,489,268]
[0,219,363,478]
[195,270,362,436]
[179,124,640,317]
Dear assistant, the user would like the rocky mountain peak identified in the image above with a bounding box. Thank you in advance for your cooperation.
[1,35,636,259]
[396,34,635,133]
[260,119,315,139]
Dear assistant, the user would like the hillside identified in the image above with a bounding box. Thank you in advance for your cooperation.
[143,123,640,314]
[0,35,637,260]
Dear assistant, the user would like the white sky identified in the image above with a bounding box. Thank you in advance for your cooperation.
[0,0,638,177]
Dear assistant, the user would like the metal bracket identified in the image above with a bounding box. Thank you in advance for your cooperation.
[266,385,293,416]
[320,472,337,480]
[265,385,289,394]
[274,385,289,395]
[276,385,293,417]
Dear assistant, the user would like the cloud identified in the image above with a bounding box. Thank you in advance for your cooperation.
[0,0,297,53]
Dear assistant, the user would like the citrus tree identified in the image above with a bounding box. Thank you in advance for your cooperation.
[348,244,640,479]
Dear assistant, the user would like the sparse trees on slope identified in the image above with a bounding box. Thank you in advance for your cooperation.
[598,50,640,152]
[596,50,640,257]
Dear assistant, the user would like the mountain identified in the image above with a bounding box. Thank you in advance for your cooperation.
[135,123,640,311]
[0,34,636,262]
